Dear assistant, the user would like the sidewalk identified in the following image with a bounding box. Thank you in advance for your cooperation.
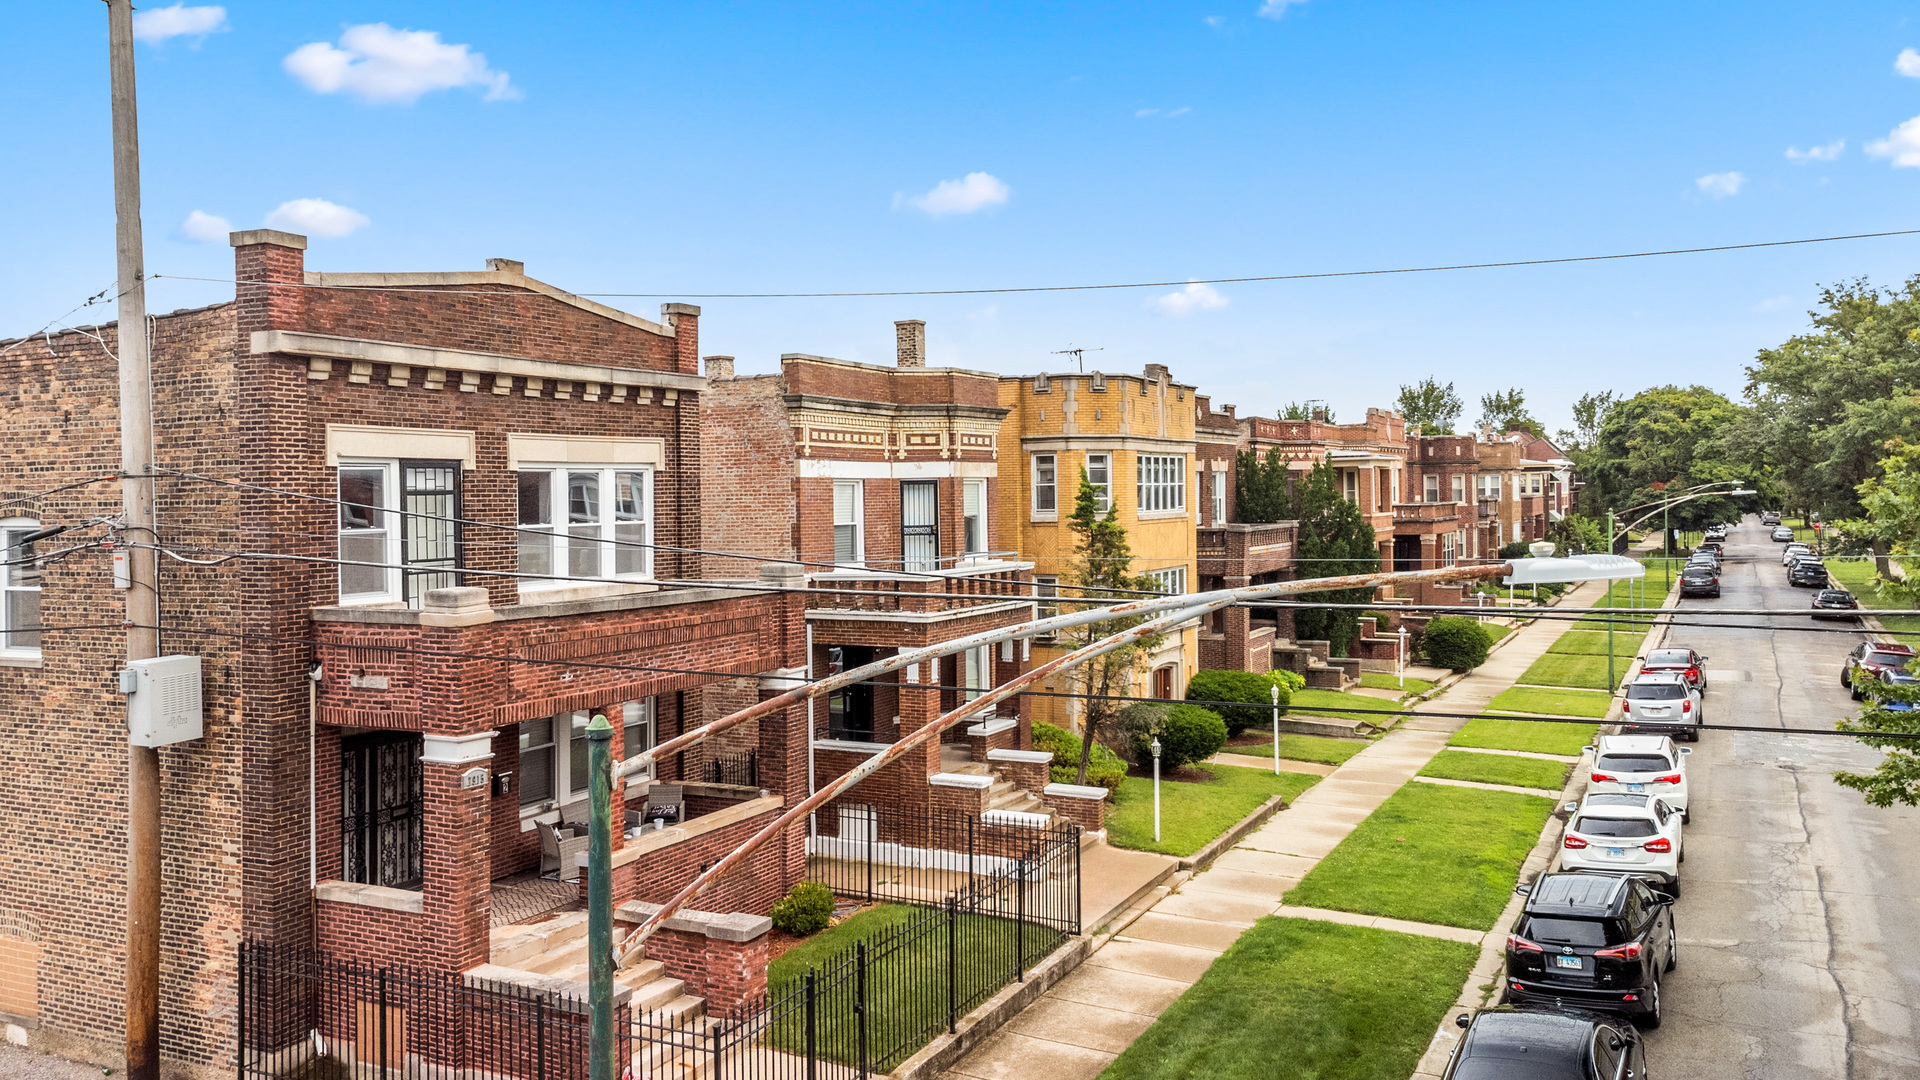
[939,579,1615,1080]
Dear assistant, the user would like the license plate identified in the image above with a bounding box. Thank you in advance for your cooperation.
[1608,848,1626,857]
[1554,955,1583,970]
[1627,783,1645,792]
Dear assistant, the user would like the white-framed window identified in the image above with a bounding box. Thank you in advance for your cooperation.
[1032,454,1058,514]
[1034,574,1060,619]
[1137,454,1186,513]
[1144,566,1187,595]
[622,698,656,785]
[1451,475,1467,504]
[1,519,43,655]
[518,716,557,808]
[962,644,994,703]
[1086,453,1112,513]
[339,459,462,607]
[833,480,865,566]
[962,478,988,555]
[1211,468,1227,524]
[1441,531,1459,567]
[1531,475,1544,496]
[1423,474,1440,503]
[1342,469,1359,503]
[517,466,653,589]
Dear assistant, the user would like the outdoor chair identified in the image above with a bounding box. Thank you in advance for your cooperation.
[537,820,590,882]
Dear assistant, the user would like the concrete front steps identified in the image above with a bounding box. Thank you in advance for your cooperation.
[942,748,1052,820]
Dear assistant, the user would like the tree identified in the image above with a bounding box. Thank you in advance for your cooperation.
[1234,446,1291,524]
[1279,401,1334,422]
[1836,668,1920,807]
[1397,378,1464,434]
[1580,385,1749,538]
[1287,461,1381,655]
[1556,390,1617,458]
[1840,439,1920,592]
[1746,277,1920,519]
[1061,468,1163,785]
[1477,388,1544,438]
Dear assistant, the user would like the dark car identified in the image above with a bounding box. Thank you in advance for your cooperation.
[1843,641,1918,699]
[1698,540,1724,556]
[1639,647,1707,690]
[1811,589,1859,620]
[1440,1006,1648,1080]
[1504,872,1676,1027]
[1789,560,1829,588]
[1679,566,1720,598]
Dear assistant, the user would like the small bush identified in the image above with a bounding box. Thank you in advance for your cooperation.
[1129,703,1229,771]
[1362,610,1400,633]
[1498,541,1533,559]
[1422,616,1491,672]
[1186,669,1282,736]
[1117,702,1170,762]
[1267,669,1306,694]
[769,882,835,937]
[1033,720,1127,793]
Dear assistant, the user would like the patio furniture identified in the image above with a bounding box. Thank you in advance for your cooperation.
[537,820,590,882]
[558,799,592,828]
[643,784,685,825]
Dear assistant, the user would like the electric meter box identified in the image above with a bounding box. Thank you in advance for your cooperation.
[120,655,204,747]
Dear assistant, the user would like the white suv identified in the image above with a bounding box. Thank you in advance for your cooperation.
[1586,734,1693,819]
[1558,791,1685,893]
[1622,673,1702,741]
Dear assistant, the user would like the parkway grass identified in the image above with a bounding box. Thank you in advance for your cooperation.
[1097,918,1476,1080]
[1449,717,1595,756]
[1548,630,1643,658]
[1283,782,1557,931]
[1486,685,1614,719]
[1418,749,1572,791]
[1516,652,1626,692]
[1222,731,1370,766]
[1108,766,1320,857]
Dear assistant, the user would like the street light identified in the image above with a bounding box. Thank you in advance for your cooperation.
[1270,684,1282,776]
[1150,737,1163,843]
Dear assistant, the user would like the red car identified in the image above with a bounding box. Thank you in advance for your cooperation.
[1640,647,1708,691]
[1844,642,1919,700]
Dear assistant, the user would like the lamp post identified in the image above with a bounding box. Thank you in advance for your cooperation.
[1151,737,1162,844]
[1270,684,1281,776]
[1398,625,1409,689]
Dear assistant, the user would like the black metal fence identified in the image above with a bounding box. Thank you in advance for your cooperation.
[706,748,759,787]
[805,802,1082,935]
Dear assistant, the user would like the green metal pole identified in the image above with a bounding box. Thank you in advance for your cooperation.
[1663,497,1670,559]
[587,713,615,1080]
[1606,510,1615,691]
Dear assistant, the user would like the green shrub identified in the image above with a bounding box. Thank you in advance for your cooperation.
[1186,669,1283,736]
[769,882,835,937]
[1032,720,1127,793]
[1362,610,1400,633]
[1498,541,1532,559]
[1422,616,1491,672]
[1129,704,1229,771]
[1267,669,1307,694]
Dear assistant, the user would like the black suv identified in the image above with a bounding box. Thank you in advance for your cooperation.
[1679,565,1720,598]
[1788,559,1829,588]
[1441,1006,1647,1080]
[1504,872,1676,1028]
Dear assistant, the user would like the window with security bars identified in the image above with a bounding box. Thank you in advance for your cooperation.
[1136,454,1185,513]
[337,460,463,607]
[902,480,939,572]
[834,480,864,565]
[341,731,423,890]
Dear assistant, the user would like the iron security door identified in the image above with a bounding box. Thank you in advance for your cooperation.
[902,480,939,572]
[341,732,424,890]
[400,460,461,606]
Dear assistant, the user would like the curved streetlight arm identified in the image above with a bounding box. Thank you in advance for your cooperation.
[1611,488,1756,544]
[1611,481,1752,520]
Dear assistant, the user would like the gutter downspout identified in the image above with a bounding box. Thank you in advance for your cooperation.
[308,671,318,888]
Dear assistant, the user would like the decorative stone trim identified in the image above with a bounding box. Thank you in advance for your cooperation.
[982,809,1049,828]
[985,749,1052,765]
[313,880,423,914]
[1042,783,1109,801]
[929,773,993,790]
[614,901,772,943]
[810,739,890,754]
[966,717,1019,738]
[254,330,706,397]
[420,731,498,766]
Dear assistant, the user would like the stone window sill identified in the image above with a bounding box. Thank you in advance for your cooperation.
[314,880,423,914]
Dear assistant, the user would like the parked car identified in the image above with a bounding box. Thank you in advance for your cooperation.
[1771,525,1795,541]
[1559,792,1684,891]
[1789,560,1829,588]
[1622,673,1703,740]
[1811,589,1860,620]
[1504,872,1676,1028]
[1441,1005,1648,1080]
[1704,525,1727,542]
[1687,552,1721,575]
[1698,540,1725,556]
[1639,647,1707,690]
[1842,641,1918,698]
[1868,669,1920,712]
[1762,511,1782,525]
[1680,565,1721,598]
[1781,542,1812,566]
[1586,734,1692,817]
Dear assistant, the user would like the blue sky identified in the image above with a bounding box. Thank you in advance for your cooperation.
[7,2,1920,436]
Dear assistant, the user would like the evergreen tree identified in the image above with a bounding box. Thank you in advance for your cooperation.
[1234,446,1292,524]
[1062,468,1163,784]
[1288,462,1381,655]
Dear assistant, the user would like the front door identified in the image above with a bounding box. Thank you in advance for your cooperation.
[341,732,424,890]
[1392,535,1423,572]
[902,480,939,572]
[827,646,877,742]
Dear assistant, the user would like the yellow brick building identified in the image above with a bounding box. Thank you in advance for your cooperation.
[996,364,1200,732]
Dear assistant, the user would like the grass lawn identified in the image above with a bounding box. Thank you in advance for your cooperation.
[1222,731,1370,766]
[1824,559,1920,642]
[1359,671,1436,696]
[1483,622,1515,645]
[1548,630,1642,657]
[1487,685,1614,718]
[1419,749,1571,791]
[1284,782,1557,930]
[1289,688,1398,720]
[1109,766,1320,857]
[1450,717,1595,756]
[1516,651,1625,691]
[1097,918,1476,1080]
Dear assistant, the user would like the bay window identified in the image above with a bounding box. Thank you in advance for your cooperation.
[517,465,653,588]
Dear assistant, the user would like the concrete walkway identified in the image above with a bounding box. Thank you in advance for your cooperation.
[939,578,1617,1080]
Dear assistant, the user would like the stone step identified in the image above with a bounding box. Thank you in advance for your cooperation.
[520,937,591,976]
[614,959,666,989]
[489,910,588,966]
[627,975,690,1012]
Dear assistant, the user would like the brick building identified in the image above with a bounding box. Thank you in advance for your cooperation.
[0,232,813,1074]
[700,323,1056,828]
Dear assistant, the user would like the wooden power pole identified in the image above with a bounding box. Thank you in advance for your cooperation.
[106,3,163,1078]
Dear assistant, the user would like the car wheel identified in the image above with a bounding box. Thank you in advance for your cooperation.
[1842,668,1852,688]
[1681,807,1690,824]
[1637,980,1663,1030]
[1667,876,1682,899]
[1666,923,1678,972]
[1851,684,1865,702]
[1678,841,1685,863]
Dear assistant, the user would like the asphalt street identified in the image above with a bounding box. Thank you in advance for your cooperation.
[1637,517,1920,1079]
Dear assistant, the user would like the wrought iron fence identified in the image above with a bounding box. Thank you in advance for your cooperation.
[706,748,759,787]
[806,802,1081,935]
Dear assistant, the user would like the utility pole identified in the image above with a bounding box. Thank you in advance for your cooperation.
[106,4,161,1079]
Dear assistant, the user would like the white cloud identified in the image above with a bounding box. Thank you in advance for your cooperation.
[1257,0,1307,19]
[265,198,370,238]
[1785,139,1844,163]
[907,172,1010,216]
[1694,171,1746,198]
[1897,48,1920,78]
[1152,281,1229,316]
[179,210,231,243]
[284,23,519,104]
[1868,116,1920,167]
[133,4,227,43]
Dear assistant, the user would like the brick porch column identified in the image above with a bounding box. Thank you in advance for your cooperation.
[1222,574,1251,671]
[420,732,497,971]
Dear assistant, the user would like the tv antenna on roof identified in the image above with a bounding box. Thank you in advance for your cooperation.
[1051,345,1104,372]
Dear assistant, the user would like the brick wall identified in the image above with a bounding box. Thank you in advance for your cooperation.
[699,376,796,577]
[313,902,423,971]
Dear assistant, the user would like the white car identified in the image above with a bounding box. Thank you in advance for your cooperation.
[1772,526,1795,542]
[1781,542,1812,566]
[1622,673,1702,741]
[1558,792,1685,893]
[1585,734,1693,818]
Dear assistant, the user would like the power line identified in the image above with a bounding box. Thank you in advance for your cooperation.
[144,226,1920,301]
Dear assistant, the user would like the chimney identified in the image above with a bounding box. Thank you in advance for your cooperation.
[704,356,735,380]
[1144,363,1170,383]
[1311,406,1328,422]
[485,258,525,274]
[230,229,307,331]
[1223,404,1237,420]
[895,320,926,368]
